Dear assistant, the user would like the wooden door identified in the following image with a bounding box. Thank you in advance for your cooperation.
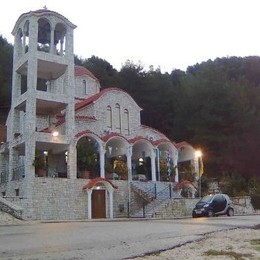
[92,190,106,218]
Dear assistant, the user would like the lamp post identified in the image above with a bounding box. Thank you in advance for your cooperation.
[195,150,203,198]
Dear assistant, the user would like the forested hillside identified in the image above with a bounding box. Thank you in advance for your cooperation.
[0,36,12,123]
[1,35,259,186]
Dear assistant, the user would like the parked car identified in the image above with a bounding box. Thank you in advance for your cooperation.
[192,193,234,218]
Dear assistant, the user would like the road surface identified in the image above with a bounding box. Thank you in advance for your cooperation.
[0,215,259,260]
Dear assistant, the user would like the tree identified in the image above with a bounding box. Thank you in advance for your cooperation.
[75,55,119,88]
[0,35,13,123]
[77,139,99,178]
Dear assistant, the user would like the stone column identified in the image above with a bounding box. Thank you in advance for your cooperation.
[151,150,156,181]
[87,189,92,219]
[67,144,76,179]
[155,148,161,181]
[193,157,200,181]
[99,144,106,178]
[50,25,55,54]
[174,148,179,183]
[126,145,132,181]
[109,190,114,218]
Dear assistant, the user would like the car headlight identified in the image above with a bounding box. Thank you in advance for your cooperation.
[203,203,209,208]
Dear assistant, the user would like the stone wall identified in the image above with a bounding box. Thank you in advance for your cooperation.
[112,180,129,218]
[156,196,258,218]
[0,178,130,220]
[29,178,88,220]
[1,177,259,221]
[232,196,260,215]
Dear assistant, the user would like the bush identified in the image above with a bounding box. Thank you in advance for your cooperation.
[250,194,260,210]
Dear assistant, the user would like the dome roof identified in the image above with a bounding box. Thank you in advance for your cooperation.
[74,65,98,81]
[12,8,76,35]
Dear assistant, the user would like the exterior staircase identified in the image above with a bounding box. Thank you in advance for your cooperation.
[0,197,23,219]
[129,181,182,218]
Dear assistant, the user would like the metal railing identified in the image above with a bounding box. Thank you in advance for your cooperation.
[129,182,179,218]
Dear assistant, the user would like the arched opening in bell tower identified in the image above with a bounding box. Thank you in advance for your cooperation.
[37,18,51,53]
[54,23,66,56]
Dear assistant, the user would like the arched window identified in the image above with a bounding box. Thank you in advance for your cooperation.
[83,80,87,94]
[106,106,112,129]
[123,109,130,135]
[115,103,121,132]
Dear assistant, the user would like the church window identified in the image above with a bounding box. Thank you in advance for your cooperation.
[115,103,121,132]
[123,109,130,135]
[83,80,87,94]
[106,106,112,129]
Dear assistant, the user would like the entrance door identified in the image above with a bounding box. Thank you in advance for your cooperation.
[92,190,106,218]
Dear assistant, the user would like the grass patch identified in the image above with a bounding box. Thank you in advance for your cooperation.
[251,238,260,251]
[204,249,252,260]
[251,238,260,245]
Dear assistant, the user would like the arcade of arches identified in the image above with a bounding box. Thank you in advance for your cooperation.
[76,134,180,183]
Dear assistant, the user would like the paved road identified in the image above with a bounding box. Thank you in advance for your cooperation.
[0,215,259,260]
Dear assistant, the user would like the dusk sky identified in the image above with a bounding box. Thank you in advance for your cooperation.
[1,0,260,72]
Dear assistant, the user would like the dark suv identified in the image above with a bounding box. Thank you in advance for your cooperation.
[192,194,234,218]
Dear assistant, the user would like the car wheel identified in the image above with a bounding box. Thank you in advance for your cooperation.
[208,210,214,217]
[192,212,198,218]
[227,208,234,217]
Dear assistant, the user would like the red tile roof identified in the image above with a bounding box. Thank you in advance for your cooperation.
[74,65,99,81]
[175,141,192,149]
[174,180,196,190]
[128,136,150,144]
[75,87,125,111]
[75,129,97,138]
[152,138,174,146]
[82,177,118,190]
[75,115,97,121]
[101,132,129,142]
[38,127,52,133]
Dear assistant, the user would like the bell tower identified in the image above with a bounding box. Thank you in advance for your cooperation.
[8,8,77,210]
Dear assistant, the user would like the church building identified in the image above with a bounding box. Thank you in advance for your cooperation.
[0,8,199,220]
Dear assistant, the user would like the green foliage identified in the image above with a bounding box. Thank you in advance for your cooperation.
[75,55,119,88]
[0,35,13,123]
[105,159,113,173]
[76,139,99,175]
[204,249,252,259]
[250,238,260,250]
[248,177,260,194]
[32,150,46,170]
[250,194,260,210]
[219,172,248,196]
[178,162,196,182]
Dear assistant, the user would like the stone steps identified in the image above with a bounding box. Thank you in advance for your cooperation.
[130,181,184,218]
[0,210,23,225]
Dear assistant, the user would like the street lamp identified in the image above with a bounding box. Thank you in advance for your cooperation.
[195,150,203,198]
[52,131,59,137]
[195,150,202,159]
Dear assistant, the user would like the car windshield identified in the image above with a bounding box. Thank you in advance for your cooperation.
[199,195,213,203]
